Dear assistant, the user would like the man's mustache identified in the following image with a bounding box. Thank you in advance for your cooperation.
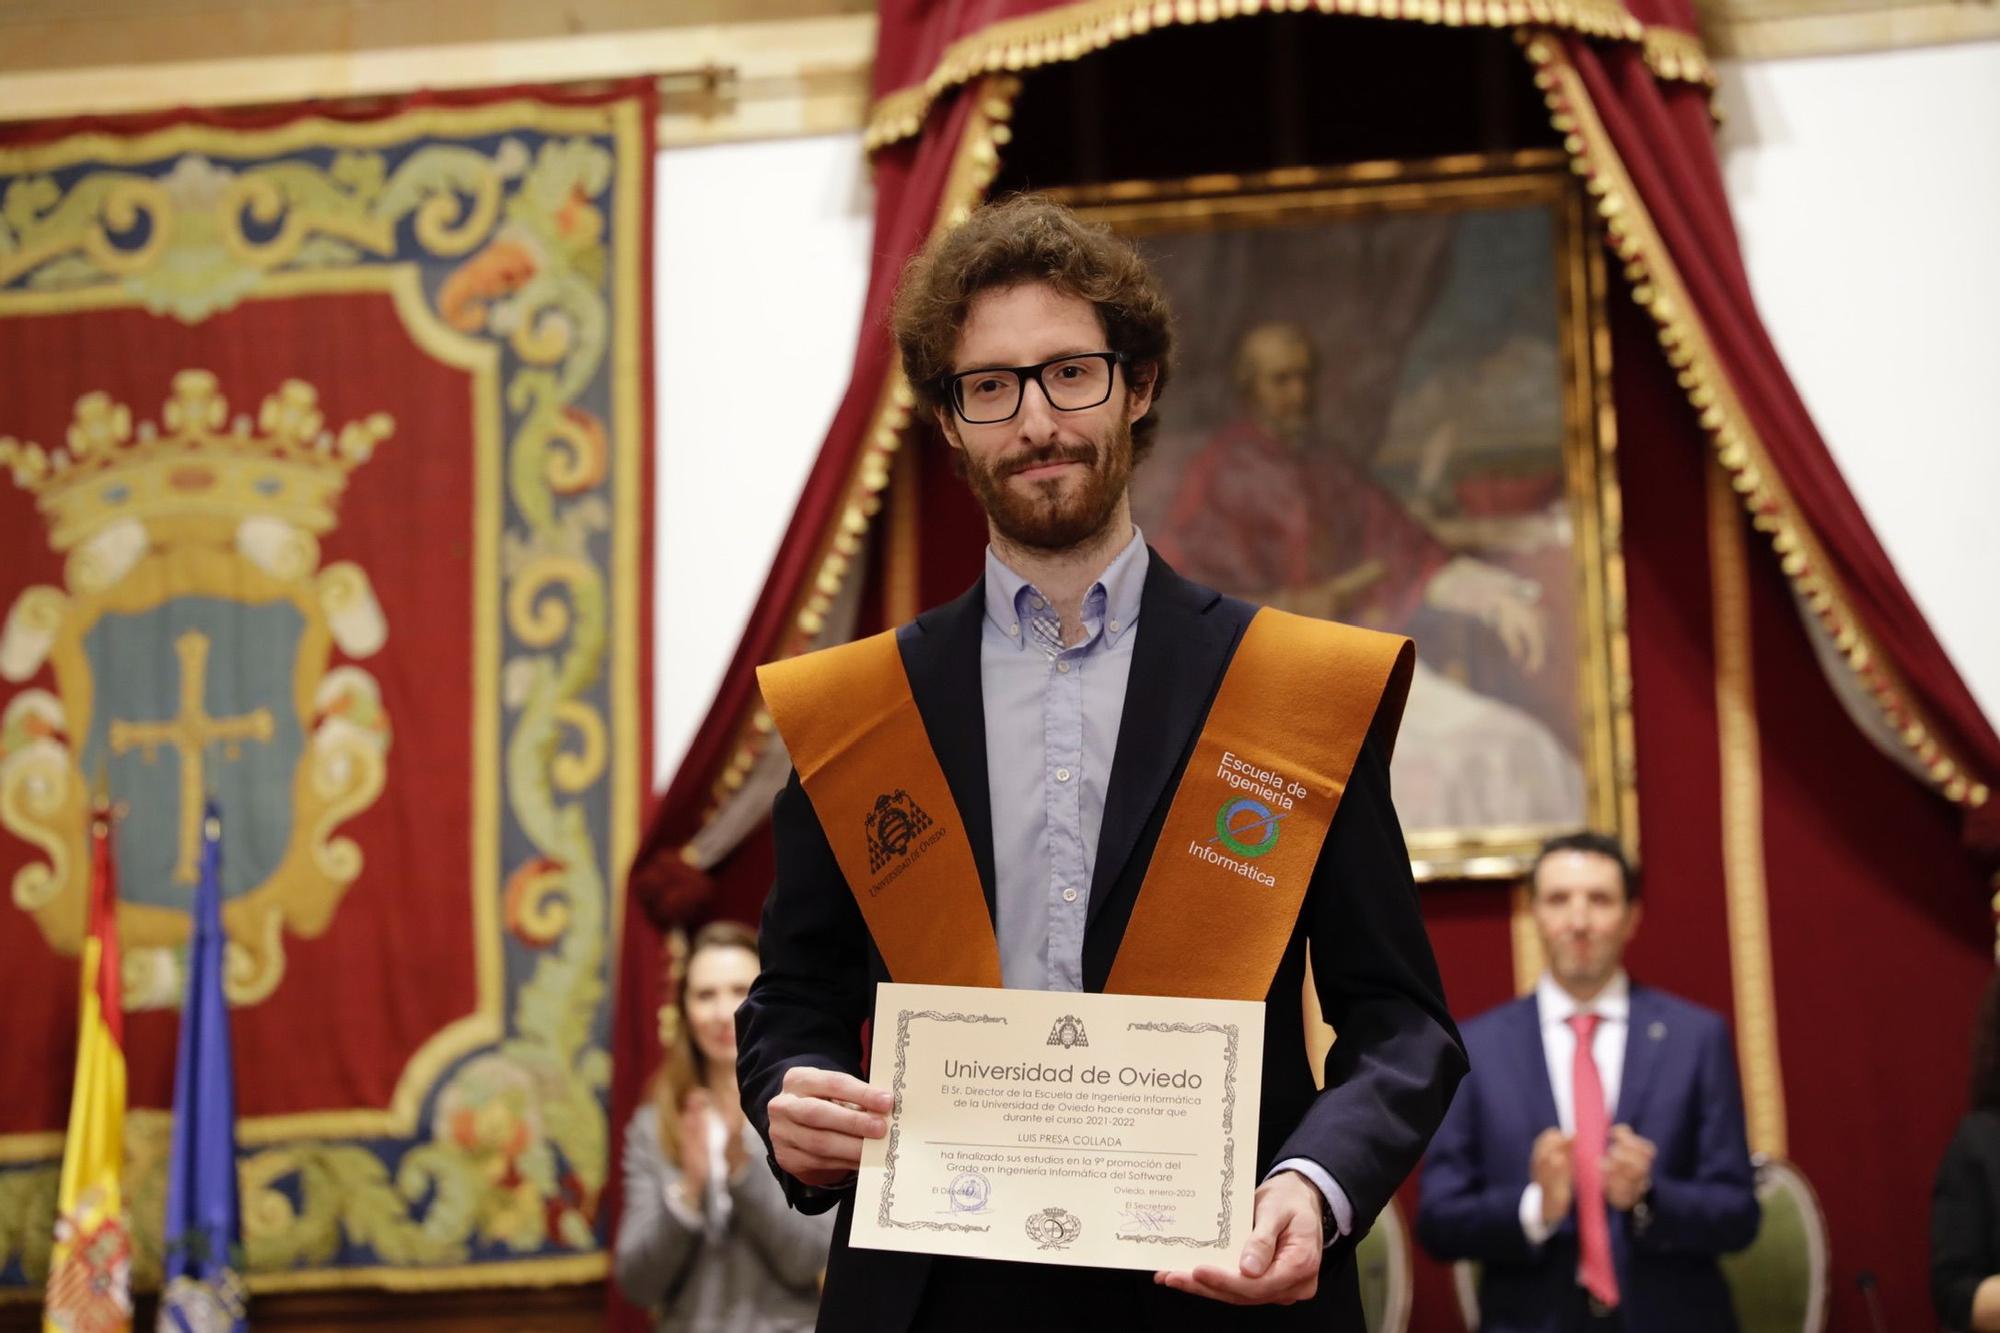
[1001,443,1098,478]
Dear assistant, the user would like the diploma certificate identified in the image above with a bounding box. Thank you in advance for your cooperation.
[850,983,1265,1271]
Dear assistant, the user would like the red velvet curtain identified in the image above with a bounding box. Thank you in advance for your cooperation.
[1545,12,2000,837]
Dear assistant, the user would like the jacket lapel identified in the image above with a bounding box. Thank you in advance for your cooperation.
[1084,554,1243,933]
[897,583,997,924]
[1515,996,1563,1130]
[1615,985,1659,1124]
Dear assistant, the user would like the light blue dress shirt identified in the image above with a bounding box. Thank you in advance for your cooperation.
[977,528,1353,1239]
[980,530,1145,993]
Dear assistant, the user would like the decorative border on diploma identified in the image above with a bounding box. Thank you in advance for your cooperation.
[1116,1022,1241,1250]
[879,1008,1007,1234]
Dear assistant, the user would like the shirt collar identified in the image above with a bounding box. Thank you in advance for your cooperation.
[1535,970,1630,1029]
[982,527,1149,651]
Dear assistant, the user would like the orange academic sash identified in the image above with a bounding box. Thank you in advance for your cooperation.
[757,608,1412,1001]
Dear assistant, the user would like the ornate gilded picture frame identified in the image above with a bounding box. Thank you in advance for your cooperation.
[1054,150,1635,881]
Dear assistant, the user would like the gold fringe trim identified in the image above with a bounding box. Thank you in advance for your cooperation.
[1643,24,1716,86]
[1992,869,2000,961]
[1522,31,1991,812]
[863,0,1720,153]
[693,75,1023,825]
[885,433,924,626]
[1708,454,1789,1159]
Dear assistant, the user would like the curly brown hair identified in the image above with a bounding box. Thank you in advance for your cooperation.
[892,193,1175,462]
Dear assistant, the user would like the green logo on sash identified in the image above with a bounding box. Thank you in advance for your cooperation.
[1212,797,1282,859]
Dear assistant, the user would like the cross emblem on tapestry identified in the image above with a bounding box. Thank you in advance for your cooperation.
[108,629,273,884]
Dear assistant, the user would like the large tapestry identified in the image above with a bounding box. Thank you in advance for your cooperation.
[0,86,652,1296]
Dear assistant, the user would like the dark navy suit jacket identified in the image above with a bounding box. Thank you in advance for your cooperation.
[1416,986,1760,1333]
[736,555,1466,1332]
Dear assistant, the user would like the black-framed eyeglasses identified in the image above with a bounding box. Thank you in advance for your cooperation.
[941,351,1127,425]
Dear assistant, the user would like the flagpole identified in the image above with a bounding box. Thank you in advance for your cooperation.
[158,799,247,1333]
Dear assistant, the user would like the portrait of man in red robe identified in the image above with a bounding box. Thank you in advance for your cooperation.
[1132,196,1597,850]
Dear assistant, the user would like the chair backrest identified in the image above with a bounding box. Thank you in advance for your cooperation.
[1721,1156,1830,1333]
[1451,1258,1482,1331]
[1357,1197,1414,1333]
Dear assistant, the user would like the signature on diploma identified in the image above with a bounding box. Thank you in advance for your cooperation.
[1120,1202,1175,1233]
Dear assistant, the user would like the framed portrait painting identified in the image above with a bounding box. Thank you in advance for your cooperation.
[1054,150,1635,880]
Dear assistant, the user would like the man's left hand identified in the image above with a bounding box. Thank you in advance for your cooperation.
[1155,1171,1323,1306]
[1603,1124,1656,1211]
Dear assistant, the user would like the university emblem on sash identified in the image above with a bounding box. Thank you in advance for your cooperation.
[0,370,393,1007]
[864,789,932,873]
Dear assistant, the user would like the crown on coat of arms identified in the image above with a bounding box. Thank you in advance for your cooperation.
[0,369,391,551]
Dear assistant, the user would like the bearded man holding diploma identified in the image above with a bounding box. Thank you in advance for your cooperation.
[736,195,1466,1332]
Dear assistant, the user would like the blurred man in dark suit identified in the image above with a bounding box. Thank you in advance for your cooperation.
[1417,831,1759,1332]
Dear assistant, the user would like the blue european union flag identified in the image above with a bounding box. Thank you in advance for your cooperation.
[158,802,248,1332]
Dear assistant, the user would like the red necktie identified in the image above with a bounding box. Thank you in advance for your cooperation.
[1569,1012,1619,1308]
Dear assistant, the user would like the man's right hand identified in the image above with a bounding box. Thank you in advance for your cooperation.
[767,1066,893,1188]
[1531,1127,1574,1226]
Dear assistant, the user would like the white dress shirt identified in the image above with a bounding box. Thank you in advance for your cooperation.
[981,531,1145,992]
[1519,970,1630,1245]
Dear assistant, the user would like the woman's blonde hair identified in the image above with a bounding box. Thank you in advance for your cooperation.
[650,920,760,1158]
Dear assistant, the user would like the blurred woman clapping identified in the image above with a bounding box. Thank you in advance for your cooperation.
[616,921,832,1331]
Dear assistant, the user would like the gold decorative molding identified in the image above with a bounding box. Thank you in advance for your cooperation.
[1696,0,2000,59]
[0,5,875,148]
[1706,454,1788,1159]
[1521,30,1992,814]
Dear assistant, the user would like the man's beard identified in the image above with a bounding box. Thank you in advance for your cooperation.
[961,419,1134,553]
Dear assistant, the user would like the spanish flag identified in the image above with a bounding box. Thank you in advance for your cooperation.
[44,811,131,1333]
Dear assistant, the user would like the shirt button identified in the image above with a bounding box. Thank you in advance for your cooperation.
[1055,661,1070,674]
[1033,597,1047,610]
[1108,619,1121,633]
[1062,887,1078,903]
[1007,623,1020,636]
[1055,767,1072,783]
